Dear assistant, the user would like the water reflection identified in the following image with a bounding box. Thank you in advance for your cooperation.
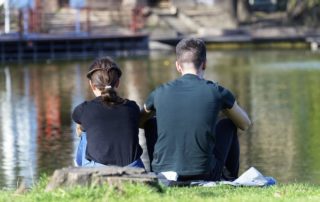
[1,67,15,186]
[71,65,87,159]
[0,50,320,187]
[209,51,320,184]
[0,67,38,187]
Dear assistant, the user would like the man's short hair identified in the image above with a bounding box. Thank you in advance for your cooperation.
[176,38,206,69]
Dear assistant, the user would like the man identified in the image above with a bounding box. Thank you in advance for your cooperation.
[141,38,251,181]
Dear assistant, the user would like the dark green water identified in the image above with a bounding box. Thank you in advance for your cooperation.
[0,50,320,187]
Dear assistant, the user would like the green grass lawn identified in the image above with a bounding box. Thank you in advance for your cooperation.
[1,177,320,202]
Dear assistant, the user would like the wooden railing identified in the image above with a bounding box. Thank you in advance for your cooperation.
[0,7,146,35]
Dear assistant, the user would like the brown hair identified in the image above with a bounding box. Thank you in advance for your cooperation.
[176,38,206,69]
[87,57,124,106]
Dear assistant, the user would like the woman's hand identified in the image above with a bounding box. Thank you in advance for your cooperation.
[76,124,83,137]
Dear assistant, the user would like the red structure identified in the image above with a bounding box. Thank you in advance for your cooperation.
[131,6,146,33]
[30,0,42,33]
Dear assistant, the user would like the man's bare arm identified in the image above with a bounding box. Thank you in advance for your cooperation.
[223,101,251,131]
[139,104,155,128]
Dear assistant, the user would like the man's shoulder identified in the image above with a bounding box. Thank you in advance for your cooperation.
[151,79,176,93]
[152,78,221,94]
[200,79,222,94]
[203,80,232,93]
[203,79,218,87]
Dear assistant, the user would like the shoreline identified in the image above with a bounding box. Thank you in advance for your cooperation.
[0,29,318,63]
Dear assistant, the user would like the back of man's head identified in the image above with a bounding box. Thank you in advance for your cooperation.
[176,38,206,69]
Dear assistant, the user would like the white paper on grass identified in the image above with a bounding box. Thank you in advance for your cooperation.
[161,171,178,181]
[161,167,274,187]
[221,167,269,186]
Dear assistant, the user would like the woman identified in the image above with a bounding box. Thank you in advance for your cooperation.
[72,57,144,168]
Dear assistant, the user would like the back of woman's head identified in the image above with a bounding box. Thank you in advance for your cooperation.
[87,57,124,106]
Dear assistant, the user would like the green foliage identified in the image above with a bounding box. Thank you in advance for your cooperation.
[287,0,320,25]
[0,178,320,202]
[0,4,3,14]
[288,0,320,8]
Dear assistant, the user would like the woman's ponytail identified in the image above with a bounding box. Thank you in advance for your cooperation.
[87,57,124,106]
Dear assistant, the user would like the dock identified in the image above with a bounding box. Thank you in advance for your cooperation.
[0,33,149,62]
[1,32,319,63]
[153,34,312,48]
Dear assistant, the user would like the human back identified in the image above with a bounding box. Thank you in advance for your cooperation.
[76,97,142,166]
[149,75,232,175]
[72,57,142,167]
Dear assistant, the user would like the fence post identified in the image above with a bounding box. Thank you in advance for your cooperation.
[131,6,142,33]
[86,6,91,34]
[4,0,10,33]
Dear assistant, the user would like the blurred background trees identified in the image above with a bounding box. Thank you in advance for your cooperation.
[287,0,320,25]
[227,0,320,26]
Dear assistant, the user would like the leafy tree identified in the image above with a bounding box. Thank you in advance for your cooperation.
[227,0,251,25]
[287,0,320,25]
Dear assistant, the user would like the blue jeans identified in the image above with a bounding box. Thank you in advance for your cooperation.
[75,133,145,169]
[75,133,90,166]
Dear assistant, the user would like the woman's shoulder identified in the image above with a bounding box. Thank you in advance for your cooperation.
[74,100,88,111]
[122,99,139,109]
[73,97,101,112]
[72,100,91,123]
[123,99,138,106]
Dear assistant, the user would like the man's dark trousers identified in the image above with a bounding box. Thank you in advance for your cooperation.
[144,118,239,181]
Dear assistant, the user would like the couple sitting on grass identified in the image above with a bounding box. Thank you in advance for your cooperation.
[72,38,251,182]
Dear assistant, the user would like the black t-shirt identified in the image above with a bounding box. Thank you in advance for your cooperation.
[145,74,235,175]
[72,97,142,166]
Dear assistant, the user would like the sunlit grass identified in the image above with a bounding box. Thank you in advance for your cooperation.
[0,177,320,202]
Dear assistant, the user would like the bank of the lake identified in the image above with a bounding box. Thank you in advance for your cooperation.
[1,178,320,202]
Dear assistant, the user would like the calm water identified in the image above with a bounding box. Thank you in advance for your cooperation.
[0,50,320,187]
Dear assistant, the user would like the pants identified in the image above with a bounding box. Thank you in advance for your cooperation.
[74,133,145,169]
[75,133,90,166]
[144,118,239,181]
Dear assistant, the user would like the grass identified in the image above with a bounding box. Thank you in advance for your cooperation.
[0,177,320,202]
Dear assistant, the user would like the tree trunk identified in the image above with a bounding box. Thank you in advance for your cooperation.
[225,0,251,26]
[286,0,306,19]
[237,0,251,23]
[286,0,320,26]
[222,0,238,26]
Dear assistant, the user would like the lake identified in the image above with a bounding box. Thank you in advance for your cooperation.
[0,49,320,187]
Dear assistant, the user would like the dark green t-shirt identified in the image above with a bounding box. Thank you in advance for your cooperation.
[145,74,235,175]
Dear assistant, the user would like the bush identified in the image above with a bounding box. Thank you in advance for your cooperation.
[287,0,320,25]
